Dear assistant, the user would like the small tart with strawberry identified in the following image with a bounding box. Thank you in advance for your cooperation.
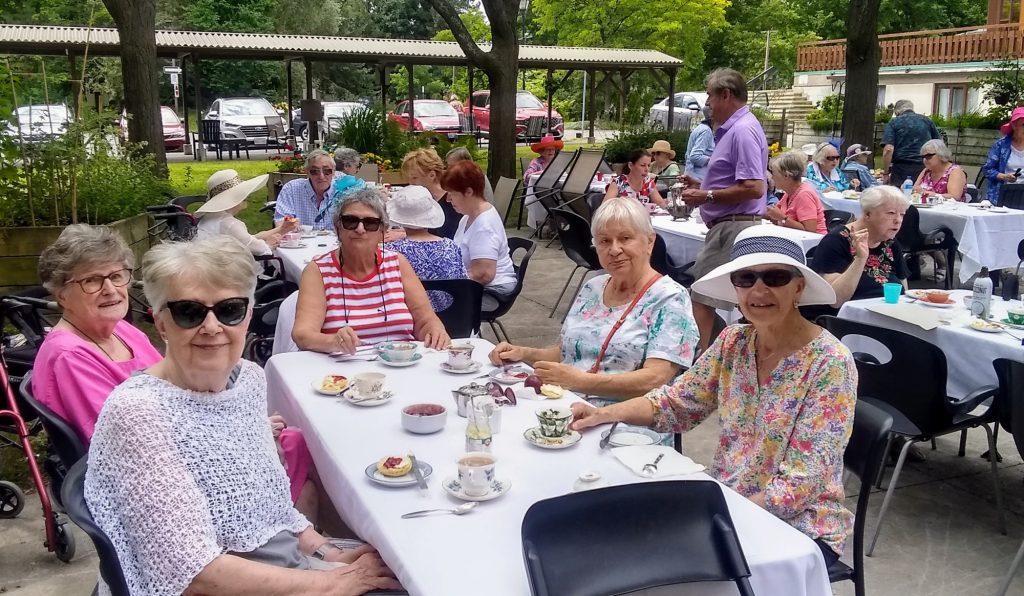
[376,455,412,477]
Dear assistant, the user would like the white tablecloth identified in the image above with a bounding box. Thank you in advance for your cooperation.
[652,217,823,267]
[838,290,1024,397]
[820,193,861,218]
[525,172,607,229]
[274,234,339,282]
[264,339,832,596]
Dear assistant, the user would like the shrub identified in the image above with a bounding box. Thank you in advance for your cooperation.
[604,127,692,164]
[930,110,1004,130]
[806,94,844,133]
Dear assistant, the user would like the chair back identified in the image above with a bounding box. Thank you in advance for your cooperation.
[824,209,854,232]
[549,208,602,270]
[525,116,546,139]
[519,157,531,178]
[895,205,926,252]
[199,119,221,143]
[420,279,483,338]
[993,359,1024,461]
[272,291,300,356]
[522,481,753,596]
[965,184,980,203]
[483,237,537,323]
[19,373,87,472]
[559,148,605,219]
[356,162,380,183]
[534,150,575,193]
[264,115,284,137]
[492,177,520,224]
[62,458,131,596]
[820,316,952,434]
[171,195,206,212]
[998,183,1024,210]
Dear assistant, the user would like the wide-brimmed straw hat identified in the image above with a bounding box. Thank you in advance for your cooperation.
[846,143,872,160]
[386,185,444,229]
[1001,106,1024,135]
[530,133,564,153]
[196,169,269,214]
[691,226,836,306]
[648,139,676,160]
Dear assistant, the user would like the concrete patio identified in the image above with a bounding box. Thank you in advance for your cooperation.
[2,229,1023,595]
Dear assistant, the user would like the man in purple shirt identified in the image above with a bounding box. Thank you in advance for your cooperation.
[680,68,769,349]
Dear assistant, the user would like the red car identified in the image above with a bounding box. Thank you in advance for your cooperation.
[388,100,461,137]
[467,90,563,140]
[119,106,186,151]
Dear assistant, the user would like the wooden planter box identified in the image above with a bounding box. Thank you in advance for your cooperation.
[380,171,408,186]
[0,213,151,295]
[267,172,306,202]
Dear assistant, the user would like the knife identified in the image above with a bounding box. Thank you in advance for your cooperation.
[599,421,620,450]
[408,453,427,492]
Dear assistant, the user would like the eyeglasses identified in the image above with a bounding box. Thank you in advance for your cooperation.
[825,155,841,162]
[65,268,132,294]
[921,153,936,160]
[307,167,335,177]
[339,215,384,232]
[164,297,250,329]
[729,268,797,288]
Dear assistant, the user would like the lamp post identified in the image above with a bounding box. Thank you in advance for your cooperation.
[519,0,530,90]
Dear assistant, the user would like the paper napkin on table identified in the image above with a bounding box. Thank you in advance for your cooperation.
[864,303,942,330]
[612,445,705,478]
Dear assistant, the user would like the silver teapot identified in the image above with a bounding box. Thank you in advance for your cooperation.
[667,183,693,220]
[452,382,490,417]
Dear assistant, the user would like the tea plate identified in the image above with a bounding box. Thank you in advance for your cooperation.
[917,300,955,308]
[379,352,423,368]
[967,319,1003,333]
[364,460,433,488]
[1000,318,1024,330]
[311,375,348,396]
[442,475,511,502]
[523,427,582,449]
[488,366,531,384]
[440,361,483,374]
[345,389,394,406]
[600,426,662,447]
[277,243,308,249]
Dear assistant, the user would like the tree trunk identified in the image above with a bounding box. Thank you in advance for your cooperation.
[842,0,881,153]
[102,0,167,176]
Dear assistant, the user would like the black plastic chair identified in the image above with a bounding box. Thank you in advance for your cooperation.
[998,183,1024,210]
[62,457,130,596]
[830,400,894,596]
[823,209,854,233]
[522,481,754,596]
[820,316,1005,556]
[895,205,957,290]
[420,279,484,339]
[548,208,603,320]
[521,150,576,232]
[481,237,537,342]
[199,119,248,160]
[993,358,1024,595]
[18,373,87,508]
[651,233,695,288]
[170,195,206,212]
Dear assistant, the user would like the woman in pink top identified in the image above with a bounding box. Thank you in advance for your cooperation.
[767,150,827,234]
[914,139,967,201]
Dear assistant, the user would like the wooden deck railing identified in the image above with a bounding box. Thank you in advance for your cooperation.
[797,23,1024,71]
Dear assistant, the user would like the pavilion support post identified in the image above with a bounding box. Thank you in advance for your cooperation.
[666,68,676,132]
[587,69,596,144]
[467,64,475,132]
[182,57,191,155]
[286,60,294,138]
[407,63,415,134]
[378,64,389,132]
[546,69,553,134]
[192,54,205,160]
[303,57,317,144]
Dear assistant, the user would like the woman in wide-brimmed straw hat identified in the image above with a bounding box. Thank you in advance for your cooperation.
[523,133,564,182]
[649,139,679,177]
[570,225,856,570]
[196,169,296,255]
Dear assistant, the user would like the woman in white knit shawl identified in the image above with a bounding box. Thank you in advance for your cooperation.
[84,236,400,595]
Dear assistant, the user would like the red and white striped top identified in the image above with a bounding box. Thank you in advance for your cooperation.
[315,249,416,344]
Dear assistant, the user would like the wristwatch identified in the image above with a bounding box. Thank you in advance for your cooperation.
[705,190,715,204]
[313,543,341,560]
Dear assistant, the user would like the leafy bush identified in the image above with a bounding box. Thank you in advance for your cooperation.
[875,106,893,124]
[930,110,1004,130]
[806,94,844,133]
[604,127,692,164]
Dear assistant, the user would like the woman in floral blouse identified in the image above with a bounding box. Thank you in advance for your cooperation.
[571,226,857,567]
[488,198,698,402]
[810,185,910,314]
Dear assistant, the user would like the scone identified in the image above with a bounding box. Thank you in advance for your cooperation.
[320,375,348,393]
[377,456,412,477]
[539,384,564,398]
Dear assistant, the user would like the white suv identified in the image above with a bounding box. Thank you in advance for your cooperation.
[647,92,707,130]
[204,97,285,146]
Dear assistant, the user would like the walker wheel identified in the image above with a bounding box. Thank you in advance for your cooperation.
[53,519,76,562]
[0,480,25,518]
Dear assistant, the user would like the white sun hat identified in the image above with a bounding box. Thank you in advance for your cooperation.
[386,185,444,229]
[691,226,836,306]
[196,169,270,214]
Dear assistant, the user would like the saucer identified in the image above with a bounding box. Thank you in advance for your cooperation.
[278,243,307,249]
[917,299,955,308]
[364,460,433,487]
[488,365,531,384]
[600,425,661,447]
[523,427,582,449]
[442,475,511,502]
[990,207,1010,213]
[967,319,1003,333]
[345,388,393,406]
[1000,318,1024,330]
[440,361,483,374]
[379,352,423,368]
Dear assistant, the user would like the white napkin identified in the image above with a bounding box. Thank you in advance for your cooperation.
[864,303,942,330]
[612,445,705,478]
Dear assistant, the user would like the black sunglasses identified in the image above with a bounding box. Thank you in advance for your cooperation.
[340,215,384,232]
[165,297,250,329]
[921,153,936,160]
[729,269,797,288]
[825,155,840,161]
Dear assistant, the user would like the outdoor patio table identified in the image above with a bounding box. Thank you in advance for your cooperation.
[273,233,339,282]
[652,216,823,267]
[265,338,833,596]
[838,289,1024,397]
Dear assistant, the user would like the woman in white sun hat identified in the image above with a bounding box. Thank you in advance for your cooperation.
[570,225,857,569]
[384,185,467,311]
[196,169,297,255]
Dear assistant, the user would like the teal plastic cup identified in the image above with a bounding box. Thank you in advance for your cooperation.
[883,282,902,304]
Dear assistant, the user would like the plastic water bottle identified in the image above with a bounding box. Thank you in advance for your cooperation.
[901,177,914,200]
[972,267,993,319]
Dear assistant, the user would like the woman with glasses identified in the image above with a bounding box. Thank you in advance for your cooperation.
[649,140,680,177]
[85,236,400,595]
[273,149,338,229]
[292,188,450,354]
[570,226,856,569]
[914,139,967,202]
[805,142,852,194]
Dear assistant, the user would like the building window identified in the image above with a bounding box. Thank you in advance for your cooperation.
[934,85,977,118]
[1003,0,1021,23]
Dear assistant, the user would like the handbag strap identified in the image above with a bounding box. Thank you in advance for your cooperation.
[588,273,663,374]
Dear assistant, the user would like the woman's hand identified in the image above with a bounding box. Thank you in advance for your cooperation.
[324,543,376,565]
[325,551,402,595]
[570,402,612,431]
[269,413,287,439]
[824,185,837,193]
[489,342,525,365]
[265,233,282,248]
[279,219,300,234]
[332,327,362,354]
[850,228,869,262]
[849,178,861,190]
[765,205,785,224]
[420,322,450,350]
[532,361,583,388]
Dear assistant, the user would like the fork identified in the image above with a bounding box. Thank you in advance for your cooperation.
[641,454,664,477]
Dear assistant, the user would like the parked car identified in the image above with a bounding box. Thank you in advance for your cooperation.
[467,90,563,140]
[292,101,363,141]
[6,104,71,143]
[388,100,460,137]
[203,97,286,146]
[647,92,707,130]
[119,106,186,151]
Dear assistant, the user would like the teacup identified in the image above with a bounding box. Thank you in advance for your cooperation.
[280,232,302,248]
[352,372,385,399]
[300,224,313,235]
[447,341,475,370]
[1009,307,1024,325]
[380,341,418,363]
[457,452,496,497]
[535,406,573,438]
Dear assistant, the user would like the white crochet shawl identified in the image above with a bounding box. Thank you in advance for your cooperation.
[85,359,310,595]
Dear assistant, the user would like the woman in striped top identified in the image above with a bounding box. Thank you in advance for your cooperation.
[292,189,451,354]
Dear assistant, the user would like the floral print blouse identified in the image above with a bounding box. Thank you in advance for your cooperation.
[644,324,856,556]
[613,174,658,202]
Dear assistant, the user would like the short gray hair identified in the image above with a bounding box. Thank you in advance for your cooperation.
[859,184,910,214]
[334,188,389,230]
[770,150,807,181]
[38,224,135,293]
[812,142,839,167]
[141,236,258,314]
[305,148,332,170]
[705,68,747,102]
[591,197,654,238]
[921,138,952,163]
[333,147,361,170]
[446,147,472,163]
[894,100,914,115]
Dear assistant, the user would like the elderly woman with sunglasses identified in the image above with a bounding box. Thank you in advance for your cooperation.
[293,188,450,354]
[913,139,967,201]
[274,149,338,230]
[805,142,853,194]
[570,226,857,568]
[85,236,400,595]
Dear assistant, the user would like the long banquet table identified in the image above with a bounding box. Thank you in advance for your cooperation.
[652,216,823,267]
[265,339,833,596]
[274,234,339,282]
